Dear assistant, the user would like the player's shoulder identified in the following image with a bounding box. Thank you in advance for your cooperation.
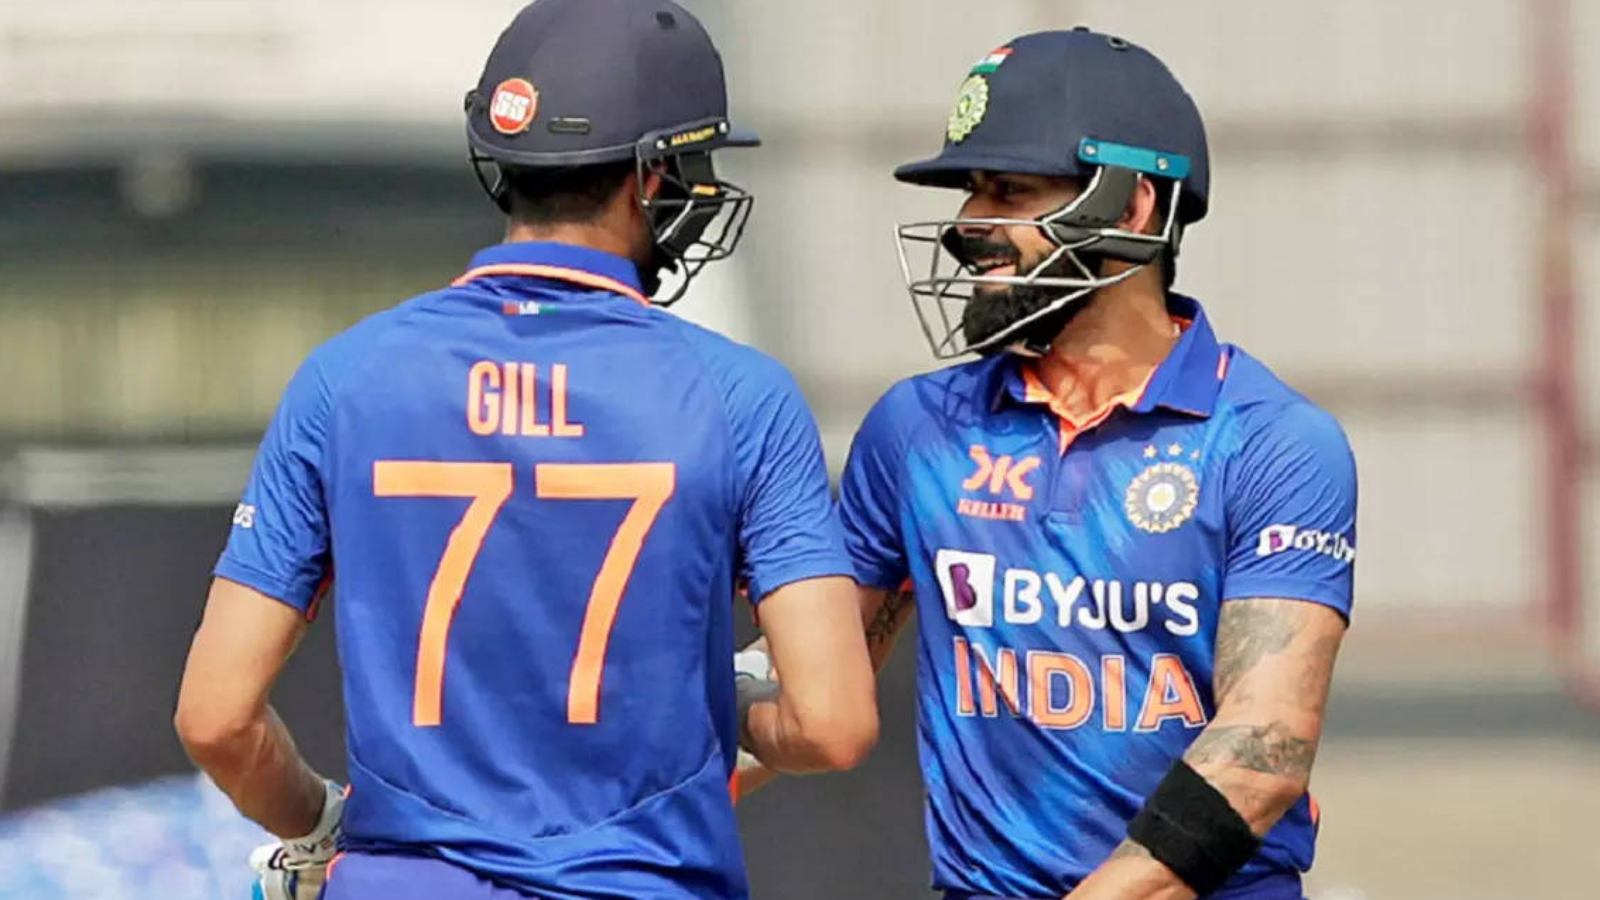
[857,355,1007,451]
[1215,346,1351,458]
[260,289,457,425]
[297,288,456,386]
[662,314,805,398]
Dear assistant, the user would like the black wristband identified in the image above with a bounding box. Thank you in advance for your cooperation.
[1126,759,1260,896]
[734,674,779,754]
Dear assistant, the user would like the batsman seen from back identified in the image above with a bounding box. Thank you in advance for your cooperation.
[737,27,1357,900]
[171,2,877,899]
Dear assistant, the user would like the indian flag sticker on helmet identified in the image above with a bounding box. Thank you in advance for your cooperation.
[489,78,539,136]
[946,74,990,143]
[970,47,1012,75]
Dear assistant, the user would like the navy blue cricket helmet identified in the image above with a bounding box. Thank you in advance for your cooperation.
[893,28,1210,358]
[465,0,760,304]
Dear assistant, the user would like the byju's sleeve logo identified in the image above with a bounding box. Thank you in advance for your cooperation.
[935,549,996,627]
[1255,524,1355,564]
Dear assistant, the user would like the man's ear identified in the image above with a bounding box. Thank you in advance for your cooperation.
[617,166,662,234]
[1117,175,1162,236]
[637,167,665,203]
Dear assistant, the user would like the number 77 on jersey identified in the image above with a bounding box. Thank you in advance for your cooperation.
[373,460,675,727]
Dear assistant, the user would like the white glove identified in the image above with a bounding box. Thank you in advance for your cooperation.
[734,645,778,764]
[249,781,345,900]
[733,646,773,682]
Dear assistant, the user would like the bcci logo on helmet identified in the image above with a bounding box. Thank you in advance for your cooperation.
[935,548,996,627]
[946,75,990,143]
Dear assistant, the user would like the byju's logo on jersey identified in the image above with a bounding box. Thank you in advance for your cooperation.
[1256,524,1355,565]
[935,548,996,627]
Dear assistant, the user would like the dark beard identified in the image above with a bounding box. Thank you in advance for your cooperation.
[959,250,1089,354]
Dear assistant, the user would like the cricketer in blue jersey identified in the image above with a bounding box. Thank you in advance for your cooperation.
[173,3,877,900]
[839,30,1354,900]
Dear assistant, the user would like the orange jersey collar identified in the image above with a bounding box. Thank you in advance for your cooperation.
[999,294,1231,452]
[452,241,650,307]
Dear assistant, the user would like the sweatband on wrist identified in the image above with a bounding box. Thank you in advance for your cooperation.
[1126,759,1260,896]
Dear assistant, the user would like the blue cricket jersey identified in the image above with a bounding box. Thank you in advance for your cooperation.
[839,295,1356,900]
[215,241,852,900]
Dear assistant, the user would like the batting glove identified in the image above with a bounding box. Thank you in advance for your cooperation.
[249,780,344,900]
[734,644,780,759]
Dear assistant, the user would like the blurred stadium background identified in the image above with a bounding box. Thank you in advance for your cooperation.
[1,1,1597,898]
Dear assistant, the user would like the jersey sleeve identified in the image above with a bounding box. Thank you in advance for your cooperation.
[214,356,334,616]
[837,384,911,591]
[723,354,852,603]
[1221,402,1358,618]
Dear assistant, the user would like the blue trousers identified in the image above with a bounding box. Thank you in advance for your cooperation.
[947,871,1304,900]
[321,851,540,900]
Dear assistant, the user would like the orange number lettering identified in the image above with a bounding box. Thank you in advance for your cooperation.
[375,460,675,728]
[373,461,514,727]
[537,462,675,724]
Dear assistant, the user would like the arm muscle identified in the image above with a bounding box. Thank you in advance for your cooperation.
[174,576,326,837]
[742,575,878,773]
[1067,598,1346,900]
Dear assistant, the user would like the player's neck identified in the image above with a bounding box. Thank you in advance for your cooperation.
[503,220,641,263]
[1034,274,1177,421]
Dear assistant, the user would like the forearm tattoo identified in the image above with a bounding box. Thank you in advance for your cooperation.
[1210,602,1298,702]
[865,589,914,649]
[1184,722,1317,780]
[1191,600,1342,783]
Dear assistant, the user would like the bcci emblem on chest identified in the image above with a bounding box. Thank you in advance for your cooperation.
[1125,461,1200,534]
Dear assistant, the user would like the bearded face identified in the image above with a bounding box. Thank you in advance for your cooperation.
[944,228,1091,353]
